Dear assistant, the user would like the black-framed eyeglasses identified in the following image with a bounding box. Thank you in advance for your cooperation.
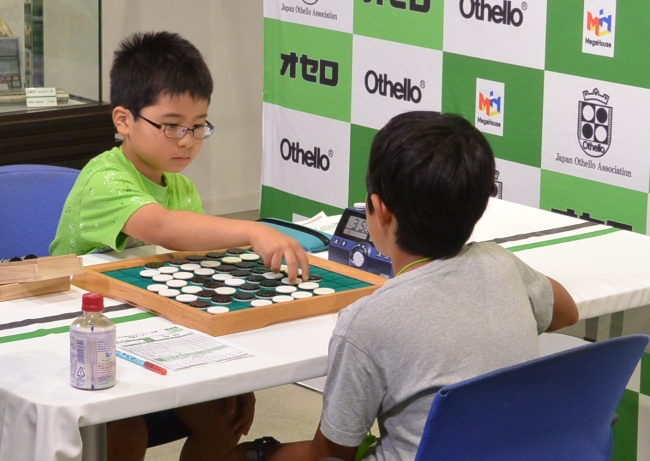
[132,111,214,140]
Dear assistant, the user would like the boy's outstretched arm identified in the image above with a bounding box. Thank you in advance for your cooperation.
[123,203,309,280]
[545,277,579,332]
[222,426,358,461]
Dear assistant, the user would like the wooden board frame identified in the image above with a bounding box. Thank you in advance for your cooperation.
[72,250,387,337]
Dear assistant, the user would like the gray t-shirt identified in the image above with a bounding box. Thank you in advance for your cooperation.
[320,242,554,461]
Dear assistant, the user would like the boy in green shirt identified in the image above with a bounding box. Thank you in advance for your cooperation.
[51,31,309,461]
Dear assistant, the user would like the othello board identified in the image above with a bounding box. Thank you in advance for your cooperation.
[72,249,387,336]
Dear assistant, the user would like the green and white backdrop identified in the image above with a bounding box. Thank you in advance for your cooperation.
[262,1,650,459]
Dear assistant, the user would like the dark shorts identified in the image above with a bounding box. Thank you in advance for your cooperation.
[143,409,192,447]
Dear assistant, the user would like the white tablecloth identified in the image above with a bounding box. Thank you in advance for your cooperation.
[2,198,650,460]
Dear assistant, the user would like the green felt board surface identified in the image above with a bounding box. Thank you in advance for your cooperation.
[105,256,371,313]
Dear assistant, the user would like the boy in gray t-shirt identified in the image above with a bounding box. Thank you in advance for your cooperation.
[224,112,579,461]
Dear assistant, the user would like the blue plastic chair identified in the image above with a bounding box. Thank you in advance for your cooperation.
[0,164,79,259]
[414,334,649,461]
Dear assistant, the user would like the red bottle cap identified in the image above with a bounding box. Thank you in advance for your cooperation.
[82,292,104,312]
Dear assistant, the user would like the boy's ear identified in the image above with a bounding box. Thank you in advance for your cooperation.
[113,106,132,137]
[369,194,393,228]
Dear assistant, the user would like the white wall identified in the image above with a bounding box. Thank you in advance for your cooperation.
[101,0,264,216]
[44,0,100,99]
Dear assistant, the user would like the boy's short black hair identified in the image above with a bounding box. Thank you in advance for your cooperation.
[366,111,495,260]
[110,31,213,113]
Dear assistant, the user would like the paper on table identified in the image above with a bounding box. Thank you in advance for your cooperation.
[295,212,342,236]
[116,326,250,371]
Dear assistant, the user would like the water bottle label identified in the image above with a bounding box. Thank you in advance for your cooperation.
[70,329,116,390]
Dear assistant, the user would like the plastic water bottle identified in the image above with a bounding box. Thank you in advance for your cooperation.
[70,293,116,390]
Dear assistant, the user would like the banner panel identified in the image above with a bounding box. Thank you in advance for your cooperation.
[494,158,541,208]
[545,0,650,89]
[353,0,444,49]
[351,35,442,130]
[443,0,548,69]
[264,19,353,122]
[262,103,351,210]
[442,52,545,168]
[540,170,647,233]
[264,0,353,33]
[541,71,650,193]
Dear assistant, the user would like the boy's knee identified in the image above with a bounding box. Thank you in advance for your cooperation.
[173,399,235,434]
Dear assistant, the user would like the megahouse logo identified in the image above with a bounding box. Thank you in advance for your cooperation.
[362,0,431,13]
[478,90,501,117]
[475,79,504,136]
[582,1,616,57]
[577,88,612,158]
[459,0,526,27]
[280,138,331,171]
[280,52,339,87]
[586,8,613,36]
[364,70,424,103]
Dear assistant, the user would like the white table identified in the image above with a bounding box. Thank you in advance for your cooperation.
[2,198,650,460]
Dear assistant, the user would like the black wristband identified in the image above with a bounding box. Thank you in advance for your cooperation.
[244,436,280,461]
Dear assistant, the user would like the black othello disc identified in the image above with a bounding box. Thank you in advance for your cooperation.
[215,265,236,273]
[190,276,211,284]
[188,301,211,309]
[170,259,189,266]
[145,262,165,269]
[211,295,233,305]
[204,281,224,289]
[231,270,251,278]
[260,280,281,289]
[256,290,277,299]
[205,252,225,260]
[233,293,255,302]
[239,283,260,292]
[185,254,206,262]
[226,248,246,255]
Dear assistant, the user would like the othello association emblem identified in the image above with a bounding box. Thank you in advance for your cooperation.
[577,88,612,158]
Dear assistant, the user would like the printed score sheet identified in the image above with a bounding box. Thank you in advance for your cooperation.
[117,326,250,371]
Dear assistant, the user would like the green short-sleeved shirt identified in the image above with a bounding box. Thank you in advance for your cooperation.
[50,147,204,256]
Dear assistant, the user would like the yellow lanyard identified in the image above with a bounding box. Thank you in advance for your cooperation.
[396,257,433,277]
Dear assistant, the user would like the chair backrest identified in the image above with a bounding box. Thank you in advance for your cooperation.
[0,164,79,259]
[414,334,649,461]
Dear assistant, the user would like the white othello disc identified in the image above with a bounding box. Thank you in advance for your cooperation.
[272,295,294,303]
[281,277,300,285]
[158,266,179,274]
[212,273,233,281]
[276,285,297,294]
[159,289,181,298]
[208,306,230,314]
[225,278,246,287]
[291,291,313,299]
[298,282,319,291]
[166,279,187,288]
[176,294,198,303]
[147,284,168,292]
[180,263,201,271]
[140,269,160,278]
[201,260,221,268]
[251,299,272,307]
[222,256,242,264]
[314,287,335,295]
[215,287,237,296]
[240,253,260,261]
[182,286,203,294]
[194,268,215,276]
[152,274,173,282]
[173,271,194,280]
[263,272,283,280]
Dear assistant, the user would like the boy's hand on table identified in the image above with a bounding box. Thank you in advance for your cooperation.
[226,392,256,437]
[249,223,310,281]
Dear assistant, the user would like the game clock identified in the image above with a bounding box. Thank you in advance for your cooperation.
[329,207,394,278]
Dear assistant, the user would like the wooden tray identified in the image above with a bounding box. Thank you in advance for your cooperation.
[71,250,387,336]
[0,255,84,302]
